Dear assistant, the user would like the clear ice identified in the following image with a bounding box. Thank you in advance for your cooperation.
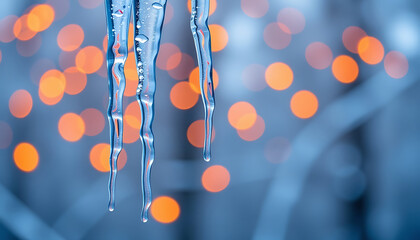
[104,0,215,221]
[132,0,167,222]
[104,0,132,212]
[190,0,215,162]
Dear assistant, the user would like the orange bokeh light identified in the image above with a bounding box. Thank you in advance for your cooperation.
[90,143,127,172]
[39,69,66,105]
[237,115,265,141]
[188,67,219,94]
[124,101,142,129]
[123,118,140,144]
[202,165,230,192]
[58,113,85,142]
[124,52,138,97]
[228,101,257,130]
[9,90,33,118]
[384,51,409,79]
[187,0,217,16]
[290,90,318,119]
[332,55,359,84]
[187,120,215,148]
[358,36,384,65]
[13,15,37,41]
[170,81,199,110]
[13,143,39,172]
[151,196,180,224]
[80,108,105,136]
[63,67,87,95]
[265,62,293,90]
[75,46,104,74]
[57,24,84,52]
[27,4,55,32]
[209,24,228,52]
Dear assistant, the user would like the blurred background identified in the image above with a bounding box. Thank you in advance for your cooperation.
[0,0,419,239]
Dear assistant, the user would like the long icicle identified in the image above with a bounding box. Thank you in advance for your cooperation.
[104,0,132,212]
[190,0,215,162]
[132,0,167,222]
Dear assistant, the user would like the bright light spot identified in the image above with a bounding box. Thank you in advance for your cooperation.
[290,90,318,119]
[170,81,199,110]
[151,196,180,224]
[90,143,127,172]
[202,165,230,192]
[58,113,85,142]
[265,62,293,90]
[332,55,359,84]
[14,143,39,172]
[228,101,257,130]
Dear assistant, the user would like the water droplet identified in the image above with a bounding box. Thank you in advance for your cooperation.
[135,34,149,43]
[152,3,163,9]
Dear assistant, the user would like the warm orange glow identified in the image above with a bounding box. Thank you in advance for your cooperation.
[39,69,66,105]
[124,52,138,96]
[168,53,195,80]
[63,67,87,95]
[75,46,104,74]
[305,42,333,70]
[228,101,257,130]
[237,115,265,141]
[13,143,39,172]
[209,24,228,52]
[57,24,84,51]
[126,23,134,51]
[187,120,215,148]
[78,0,102,9]
[58,113,85,142]
[265,62,293,90]
[9,90,33,118]
[332,55,359,84]
[263,22,291,50]
[187,0,217,16]
[90,143,127,172]
[151,196,180,224]
[0,15,18,43]
[241,0,269,18]
[157,43,181,70]
[202,165,230,192]
[188,67,219,94]
[342,26,367,54]
[13,15,37,41]
[170,82,199,110]
[277,8,305,34]
[27,4,55,32]
[384,51,409,79]
[123,118,140,144]
[124,101,142,129]
[80,108,105,136]
[358,36,384,65]
[290,90,318,119]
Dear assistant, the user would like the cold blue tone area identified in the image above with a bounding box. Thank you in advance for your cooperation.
[0,0,420,239]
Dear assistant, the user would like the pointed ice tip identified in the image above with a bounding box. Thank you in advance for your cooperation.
[108,207,114,212]
[204,156,210,162]
[142,218,148,223]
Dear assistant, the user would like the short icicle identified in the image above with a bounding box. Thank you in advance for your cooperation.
[190,0,215,162]
[104,0,132,212]
[132,0,167,222]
